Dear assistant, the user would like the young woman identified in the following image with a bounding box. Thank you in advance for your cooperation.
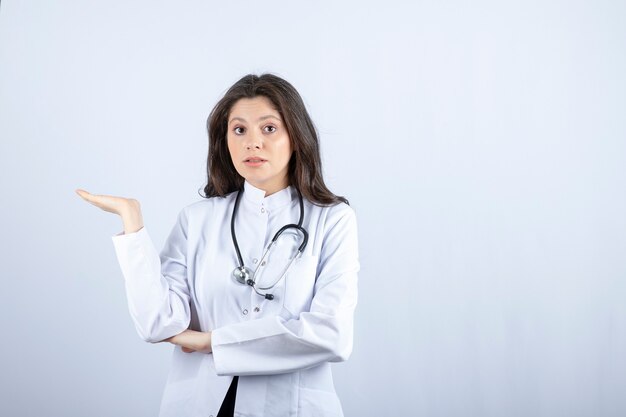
[76,73,359,417]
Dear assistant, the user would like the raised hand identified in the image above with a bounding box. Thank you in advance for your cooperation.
[75,189,144,234]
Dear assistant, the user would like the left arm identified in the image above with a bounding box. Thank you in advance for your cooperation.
[209,205,359,376]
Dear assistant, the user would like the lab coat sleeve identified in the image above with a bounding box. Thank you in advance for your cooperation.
[111,208,191,343]
[211,205,359,376]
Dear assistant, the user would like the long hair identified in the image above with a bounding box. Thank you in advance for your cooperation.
[201,73,348,206]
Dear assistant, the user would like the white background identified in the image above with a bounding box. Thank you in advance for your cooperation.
[1,1,625,416]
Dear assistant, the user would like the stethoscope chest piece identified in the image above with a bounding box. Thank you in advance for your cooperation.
[233,266,254,286]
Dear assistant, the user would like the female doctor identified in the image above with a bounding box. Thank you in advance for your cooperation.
[76,73,359,417]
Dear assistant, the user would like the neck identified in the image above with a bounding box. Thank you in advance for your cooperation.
[248,180,289,197]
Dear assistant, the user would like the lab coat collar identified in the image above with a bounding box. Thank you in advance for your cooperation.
[243,180,296,211]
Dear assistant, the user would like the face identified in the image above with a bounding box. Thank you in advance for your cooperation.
[227,96,293,196]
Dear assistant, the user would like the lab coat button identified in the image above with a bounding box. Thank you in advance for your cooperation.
[254,306,260,312]
[253,258,258,264]
[261,208,265,213]
[261,260,266,266]
[242,309,248,315]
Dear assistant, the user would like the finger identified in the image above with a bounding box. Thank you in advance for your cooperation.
[181,347,195,353]
[75,189,90,200]
[76,189,100,205]
[76,189,120,213]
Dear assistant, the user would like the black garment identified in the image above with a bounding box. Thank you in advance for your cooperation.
[217,376,238,417]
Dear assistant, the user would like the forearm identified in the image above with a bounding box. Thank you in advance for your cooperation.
[112,210,192,343]
[165,329,213,353]
[210,310,354,376]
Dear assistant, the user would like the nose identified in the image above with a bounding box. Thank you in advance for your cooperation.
[244,132,262,150]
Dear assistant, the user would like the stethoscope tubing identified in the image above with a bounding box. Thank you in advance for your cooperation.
[230,186,308,297]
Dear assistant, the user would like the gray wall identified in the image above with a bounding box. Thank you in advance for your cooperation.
[1,1,625,416]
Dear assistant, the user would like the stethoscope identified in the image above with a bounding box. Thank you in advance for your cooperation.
[231,187,309,300]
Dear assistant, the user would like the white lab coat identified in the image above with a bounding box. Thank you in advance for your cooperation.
[111,180,359,417]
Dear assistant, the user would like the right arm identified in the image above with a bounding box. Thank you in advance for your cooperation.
[76,189,191,343]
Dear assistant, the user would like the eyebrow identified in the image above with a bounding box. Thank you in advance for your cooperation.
[228,115,281,125]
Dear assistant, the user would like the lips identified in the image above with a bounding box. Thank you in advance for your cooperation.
[243,156,267,167]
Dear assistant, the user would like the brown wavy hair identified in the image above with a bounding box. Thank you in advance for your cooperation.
[201,73,348,206]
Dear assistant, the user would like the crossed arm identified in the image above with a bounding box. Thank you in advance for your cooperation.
[114,204,359,374]
[164,329,212,354]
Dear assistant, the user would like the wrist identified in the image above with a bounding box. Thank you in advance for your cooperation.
[121,201,144,234]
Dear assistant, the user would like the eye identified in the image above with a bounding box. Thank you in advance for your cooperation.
[263,125,277,133]
[233,126,245,135]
